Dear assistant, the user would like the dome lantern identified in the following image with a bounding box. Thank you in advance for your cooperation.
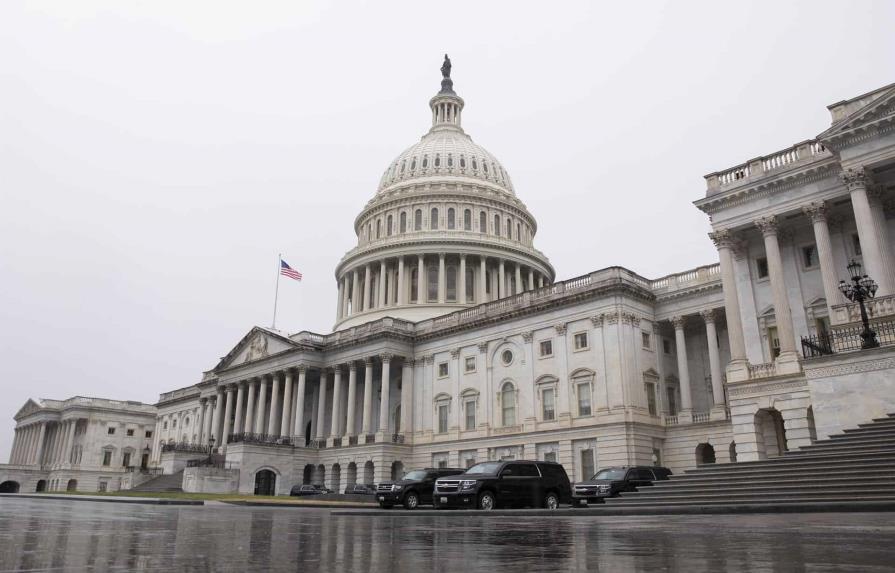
[429,54,465,133]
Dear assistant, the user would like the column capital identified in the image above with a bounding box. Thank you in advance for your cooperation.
[459,253,467,260]
[404,358,416,368]
[425,354,436,364]
[671,315,687,330]
[199,397,207,405]
[364,357,375,367]
[554,323,567,335]
[477,342,488,354]
[380,353,393,363]
[348,361,358,372]
[840,167,868,191]
[296,363,308,373]
[590,314,604,327]
[754,215,779,236]
[801,201,829,223]
[708,228,735,249]
[521,331,533,343]
[449,348,461,358]
[700,308,717,324]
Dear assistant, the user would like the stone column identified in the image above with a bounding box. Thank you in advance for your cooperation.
[869,185,895,293]
[196,398,207,443]
[267,373,281,436]
[498,260,506,298]
[316,371,328,440]
[231,383,245,439]
[222,385,235,444]
[417,255,425,303]
[378,354,392,435]
[438,253,446,303]
[244,379,256,433]
[843,168,893,295]
[802,201,842,318]
[211,388,225,446]
[709,229,749,381]
[755,215,800,373]
[671,316,693,413]
[280,370,294,437]
[362,358,374,435]
[397,256,406,305]
[330,366,343,438]
[255,378,268,434]
[33,422,47,466]
[701,309,726,412]
[336,277,344,320]
[346,362,358,437]
[401,359,414,437]
[459,254,467,303]
[479,257,487,302]
[528,269,534,291]
[363,264,372,311]
[9,428,20,464]
[515,264,522,295]
[378,261,387,308]
[294,366,308,437]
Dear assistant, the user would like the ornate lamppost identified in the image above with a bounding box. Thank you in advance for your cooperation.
[838,259,879,349]
[207,436,216,465]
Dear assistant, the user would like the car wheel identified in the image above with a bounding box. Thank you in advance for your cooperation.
[544,492,560,510]
[403,492,419,510]
[478,491,496,511]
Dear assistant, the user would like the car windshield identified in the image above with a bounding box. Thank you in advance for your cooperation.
[592,468,626,480]
[464,462,502,475]
[402,470,429,481]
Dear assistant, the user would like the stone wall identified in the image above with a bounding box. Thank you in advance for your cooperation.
[182,467,240,493]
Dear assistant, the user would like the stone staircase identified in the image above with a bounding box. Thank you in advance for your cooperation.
[606,414,895,509]
[129,470,184,494]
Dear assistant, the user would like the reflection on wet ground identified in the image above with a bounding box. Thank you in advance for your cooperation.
[1,498,894,572]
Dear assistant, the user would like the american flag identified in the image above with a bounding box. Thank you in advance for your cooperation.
[280,259,302,281]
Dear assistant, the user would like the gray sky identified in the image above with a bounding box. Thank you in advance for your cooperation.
[1,0,893,461]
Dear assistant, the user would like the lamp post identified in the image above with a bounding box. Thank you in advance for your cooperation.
[207,436,216,466]
[838,259,879,349]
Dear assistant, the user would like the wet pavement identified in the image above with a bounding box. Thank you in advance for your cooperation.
[1,498,894,572]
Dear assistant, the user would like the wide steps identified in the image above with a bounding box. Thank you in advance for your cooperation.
[650,469,895,488]
[680,458,895,479]
[625,481,895,498]
[130,470,184,493]
[834,428,895,439]
[605,494,895,507]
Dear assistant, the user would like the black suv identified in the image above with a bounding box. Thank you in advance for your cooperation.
[433,460,572,510]
[572,466,672,505]
[376,467,465,509]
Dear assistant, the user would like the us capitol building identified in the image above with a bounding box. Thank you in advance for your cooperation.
[3,60,895,496]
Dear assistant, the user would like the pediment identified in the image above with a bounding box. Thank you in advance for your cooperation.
[14,399,42,420]
[818,85,895,144]
[214,326,298,371]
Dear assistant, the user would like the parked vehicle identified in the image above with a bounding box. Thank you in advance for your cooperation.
[345,484,377,495]
[377,467,465,509]
[572,466,672,505]
[433,460,571,510]
[290,484,333,496]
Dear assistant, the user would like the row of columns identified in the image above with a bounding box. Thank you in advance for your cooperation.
[208,356,415,448]
[336,254,548,320]
[8,419,79,467]
[670,310,728,414]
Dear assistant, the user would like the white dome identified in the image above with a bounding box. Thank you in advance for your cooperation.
[377,131,515,195]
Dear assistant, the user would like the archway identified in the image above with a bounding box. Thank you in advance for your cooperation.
[729,442,738,463]
[302,464,314,485]
[363,461,374,485]
[254,469,277,496]
[331,464,341,492]
[391,460,404,481]
[347,462,358,486]
[695,443,716,464]
[754,408,787,460]
[0,481,19,493]
[35,480,47,492]
[314,464,326,487]
[66,479,78,492]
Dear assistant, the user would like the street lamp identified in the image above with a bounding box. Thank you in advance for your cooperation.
[838,259,879,349]
[207,436,216,465]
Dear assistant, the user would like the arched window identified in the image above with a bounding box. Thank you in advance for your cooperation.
[435,154,441,167]
[422,155,428,169]
[460,155,466,168]
[501,382,516,427]
[463,209,472,231]
[506,218,512,238]
[414,210,422,231]
[517,223,521,242]
[400,160,406,174]
[427,265,438,302]
[494,214,500,237]
[448,208,455,229]
[483,161,489,174]
[376,219,381,239]
[465,266,475,303]
[446,265,457,302]
[447,154,453,167]
[431,208,439,230]
[480,211,486,233]
[400,212,407,233]
[387,215,393,236]
[410,268,418,303]
[410,158,416,171]
[472,158,478,171]
[367,223,372,241]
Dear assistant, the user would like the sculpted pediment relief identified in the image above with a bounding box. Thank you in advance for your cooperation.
[215,327,297,371]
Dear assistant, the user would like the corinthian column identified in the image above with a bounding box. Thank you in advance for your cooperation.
[401,359,414,437]
[330,366,343,438]
[222,385,235,444]
[701,309,726,410]
[363,263,372,311]
[755,215,801,373]
[294,366,307,437]
[378,261,387,308]
[211,387,225,445]
[254,379,268,434]
[479,257,487,302]
[361,358,374,435]
[316,371,328,440]
[280,370,293,437]
[244,379,256,433]
[459,254,467,303]
[802,201,841,318]
[438,253,446,303]
[671,316,693,413]
[346,362,358,437]
[417,255,425,304]
[233,383,245,438]
[842,168,893,295]
[397,257,406,305]
[267,373,281,436]
[709,229,749,381]
[378,354,392,435]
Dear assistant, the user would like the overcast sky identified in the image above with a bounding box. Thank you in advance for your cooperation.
[1,1,893,461]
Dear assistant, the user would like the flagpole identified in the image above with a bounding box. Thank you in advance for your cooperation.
[272,253,281,329]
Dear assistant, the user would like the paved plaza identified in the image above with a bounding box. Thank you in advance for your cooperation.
[1,498,893,572]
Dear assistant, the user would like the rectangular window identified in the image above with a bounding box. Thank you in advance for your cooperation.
[437,362,449,378]
[768,326,781,358]
[666,386,678,415]
[464,356,476,373]
[437,460,447,469]
[98,481,108,493]
[577,382,592,416]
[107,427,115,435]
[163,422,168,430]
[642,332,651,350]
[126,429,134,437]
[539,340,553,357]
[756,257,769,279]
[145,431,153,438]
[544,451,557,463]
[663,339,671,354]
[122,452,131,467]
[580,449,595,481]
[465,400,476,430]
[542,388,556,421]
[645,382,657,416]
[438,404,449,434]
[102,451,112,466]
[802,245,817,269]
[465,457,476,468]
[573,332,589,351]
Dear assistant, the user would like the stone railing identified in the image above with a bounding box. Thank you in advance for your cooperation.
[830,294,895,325]
[158,387,201,404]
[663,415,679,425]
[492,425,522,435]
[747,362,777,379]
[691,412,712,423]
[649,264,721,294]
[705,139,831,194]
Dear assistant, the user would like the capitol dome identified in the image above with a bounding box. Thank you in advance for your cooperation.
[333,56,554,329]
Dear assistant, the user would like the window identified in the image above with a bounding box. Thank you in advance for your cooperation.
[446,265,457,302]
[434,154,441,167]
[577,382,592,416]
[400,212,407,233]
[427,265,438,302]
[438,362,449,378]
[410,158,416,171]
[98,481,108,492]
[516,463,540,477]
[411,268,418,303]
[414,209,422,231]
[437,459,447,469]
[666,386,678,415]
[122,452,131,467]
[465,400,476,430]
[438,404,449,433]
[448,208,455,229]
[494,214,500,236]
[465,267,475,303]
[466,457,476,468]
[460,155,466,168]
[544,451,557,463]
[483,161,489,174]
[802,245,816,269]
[464,356,476,373]
[472,158,478,170]
[501,349,513,365]
[479,211,486,233]
[663,339,671,354]
[447,154,453,167]
[376,219,381,239]
[580,449,596,481]
[756,257,769,279]
[645,382,657,416]
[107,427,115,435]
[145,431,152,438]
[852,233,862,256]
[768,326,781,358]
[539,340,553,357]
[464,209,472,230]
[387,215,393,236]
[506,218,512,238]
[163,421,168,430]
[172,419,177,428]
[431,208,439,230]
[501,383,516,427]
[422,155,428,168]
[542,388,556,421]
[573,332,589,351]
[642,332,652,350]
[126,429,134,437]
[102,451,112,466]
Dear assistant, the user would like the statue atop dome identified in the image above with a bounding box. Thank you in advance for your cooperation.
[438,54,455,95]
[441,54,452,79]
